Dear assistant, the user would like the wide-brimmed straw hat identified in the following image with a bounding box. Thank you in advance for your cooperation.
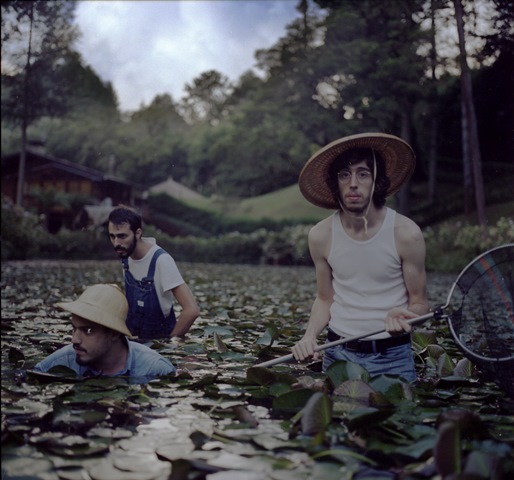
[299,133,416,209]
[57,284,132,337]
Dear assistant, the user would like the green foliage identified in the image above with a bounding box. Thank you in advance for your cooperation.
[1,195,111,260]
[424,216,514,272]
[1,196,50,259]
[4,192,512,270]
[1,1,79,126]
[142,223,312,266]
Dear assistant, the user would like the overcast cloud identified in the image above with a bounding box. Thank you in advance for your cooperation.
[74,0,300,112]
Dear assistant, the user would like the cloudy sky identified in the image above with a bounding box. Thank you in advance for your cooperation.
[74,0,300,112]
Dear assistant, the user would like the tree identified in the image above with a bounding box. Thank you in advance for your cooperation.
[1,0,78,206]
[179,70,233,125]
[130,94,189,137]
[313,0,429,214]
[453,0,486,225]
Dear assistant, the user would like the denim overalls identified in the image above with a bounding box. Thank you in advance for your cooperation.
[122,249,177,340]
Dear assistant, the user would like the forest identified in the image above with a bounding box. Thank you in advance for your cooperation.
[1,0,513,227]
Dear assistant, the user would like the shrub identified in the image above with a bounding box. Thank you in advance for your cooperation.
[1,195,52,259]
[424,217,514,272]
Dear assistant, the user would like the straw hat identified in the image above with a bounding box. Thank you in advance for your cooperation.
[299,133,416,209]
[57,284,132,337]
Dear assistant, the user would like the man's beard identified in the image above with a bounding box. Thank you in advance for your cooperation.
[114,236,137,258]
[340,195,371,217]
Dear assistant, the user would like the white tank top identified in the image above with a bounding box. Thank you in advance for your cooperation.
[327,207,408,340]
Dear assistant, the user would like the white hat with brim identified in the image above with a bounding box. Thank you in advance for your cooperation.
[57,284,133,337]
[299,133,416,209]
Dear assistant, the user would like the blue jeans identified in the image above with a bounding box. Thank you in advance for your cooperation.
[322,342,417,382]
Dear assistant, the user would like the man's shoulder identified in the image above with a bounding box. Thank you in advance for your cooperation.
[309,214,333,240]
[138,242,172,263]
[127,341,175,375]
[34,344,76,371]
[128,340,170,359]
[393,211,424,245]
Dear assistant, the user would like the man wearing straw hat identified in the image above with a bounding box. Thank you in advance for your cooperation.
[292,133,429,381]
[34,284,176,380]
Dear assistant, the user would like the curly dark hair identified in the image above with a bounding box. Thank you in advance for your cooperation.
[327,148,390,208]
[108,205,142,233]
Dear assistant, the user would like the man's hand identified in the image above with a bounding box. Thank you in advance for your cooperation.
[292,337,320,362]
[385,307,418,335]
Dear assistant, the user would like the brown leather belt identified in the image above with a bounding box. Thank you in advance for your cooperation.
[327,329,411,354]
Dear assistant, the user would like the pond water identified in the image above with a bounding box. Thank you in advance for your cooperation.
[1,261,513,480]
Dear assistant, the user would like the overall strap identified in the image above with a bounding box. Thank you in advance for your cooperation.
[122,257,129,272]
[146,248,166,279]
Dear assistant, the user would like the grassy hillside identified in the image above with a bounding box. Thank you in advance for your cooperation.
[183,184,329,222]
[181,183,513,228]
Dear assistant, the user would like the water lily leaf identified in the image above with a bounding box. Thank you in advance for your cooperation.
[437,408,487,438]
[1,457,54,478]
[463,450,497,478]
[453,357,474,377]
[206,452,272,472]
[326,360,370,387]
[300,391,332,436]
[412,329,438,348]
[434,420,461,477]
[272,388,315,415]
[156,441,196,461]
[3,397,53,418]
[112,454,170,474]
[218,351,250,362]
[189,373,218,388]
[333,379,374,404]
[232,405,259,427]
[254,326,279,346]
[368,391,393,407]
[204,325,235,337]
[368,376,413,401]
[345,407,394,431]
[426,344,446,361]
[8,346,25,364]
[26,368,80,383]
[46,440,110,457]
[435,376,477,389]
[52,409,108,429]
[251,435,293,451]
[394,435,436,460]
[246,367,296,387]
[437,353,455,377]
[88,458,171,480]
[88,427,133,439]
[214,332,229,352]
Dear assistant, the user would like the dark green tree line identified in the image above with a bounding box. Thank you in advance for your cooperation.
[2,0,512,220]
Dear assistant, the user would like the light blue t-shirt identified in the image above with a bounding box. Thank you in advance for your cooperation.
[33,339,176,381]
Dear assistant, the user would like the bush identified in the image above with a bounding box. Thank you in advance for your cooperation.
[424,216,514,272]
[1,195,52,259]
[142,224,313,266]
[5,192,510,271]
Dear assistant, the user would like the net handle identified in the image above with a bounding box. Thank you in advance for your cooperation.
[254,311,438,368]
